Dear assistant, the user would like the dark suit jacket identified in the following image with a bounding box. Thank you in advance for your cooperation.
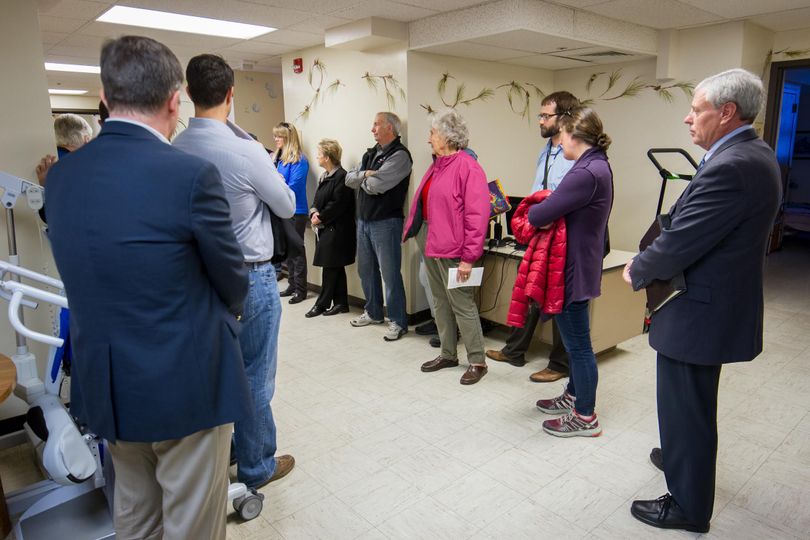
[311,167,356,267]
[630,127,781,366]
[45,121,251,442]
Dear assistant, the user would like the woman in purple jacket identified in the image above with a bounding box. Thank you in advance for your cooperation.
[532,107,613,437]
[404,109,491,385]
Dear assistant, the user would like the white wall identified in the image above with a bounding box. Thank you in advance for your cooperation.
[281,44,409,305]
[1,1,61,420]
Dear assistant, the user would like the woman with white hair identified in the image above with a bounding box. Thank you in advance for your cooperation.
[403,108,491,385]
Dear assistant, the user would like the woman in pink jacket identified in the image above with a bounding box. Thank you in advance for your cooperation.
[403,109,491,385]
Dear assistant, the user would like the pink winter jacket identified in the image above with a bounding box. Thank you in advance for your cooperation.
[403,151,490,263]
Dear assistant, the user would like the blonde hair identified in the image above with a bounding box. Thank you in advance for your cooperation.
[317,138,342,166]
[272,122,303,164]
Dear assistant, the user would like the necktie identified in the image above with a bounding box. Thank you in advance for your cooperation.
[696,156,706,172]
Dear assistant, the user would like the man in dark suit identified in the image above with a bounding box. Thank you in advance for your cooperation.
[45,36,250,540]
[623,69,781,533]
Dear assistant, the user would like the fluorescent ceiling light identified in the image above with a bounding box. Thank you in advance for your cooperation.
[48,89,88,95]
[45,62,101,74]
[96,6,275,39]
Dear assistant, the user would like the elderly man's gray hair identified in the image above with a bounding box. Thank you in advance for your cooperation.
[696,69,763,122]
[377,112,402,136]
[431,108,469,150]
[54,113,93,148]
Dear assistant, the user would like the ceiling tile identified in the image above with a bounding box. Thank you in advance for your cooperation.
[585,0,722,29]
[330,1,438,22]
[38,13,88,33]
[396,0,490,10]
[237,0,361,15]
[470,29,594,55]
[679,0,810,18]
[286,14,354,33]
[546,0,611,7]
[41,31,71,46]
[748,7,810,32]
[219,40,294,56]
[37,0,110,19]
[253,29,323,47]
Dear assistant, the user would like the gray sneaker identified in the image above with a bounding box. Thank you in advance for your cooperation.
[383,321,407,341]
[350,311,384,327]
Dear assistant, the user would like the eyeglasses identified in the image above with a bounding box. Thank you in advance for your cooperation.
[537,113,560,121]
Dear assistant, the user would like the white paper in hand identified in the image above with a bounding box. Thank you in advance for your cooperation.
[448,267,483,289]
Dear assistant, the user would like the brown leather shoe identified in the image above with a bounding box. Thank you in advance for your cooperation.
[251,454,295,490]
[485,349,526,367]
[421,356,459,372]
[460,364,488,385]
[529,367,567,383]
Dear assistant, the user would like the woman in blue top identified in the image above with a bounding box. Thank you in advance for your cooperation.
[273,122,310,304]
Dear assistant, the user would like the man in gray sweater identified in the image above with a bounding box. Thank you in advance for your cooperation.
[173,54,297,490]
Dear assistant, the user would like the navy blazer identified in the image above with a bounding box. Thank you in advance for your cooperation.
[630,127,781,366]
[45,121,251,442]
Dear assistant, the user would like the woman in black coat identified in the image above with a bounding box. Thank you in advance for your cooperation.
[305,139,356,317]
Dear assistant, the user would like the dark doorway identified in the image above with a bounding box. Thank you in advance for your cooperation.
[764,60,810,251]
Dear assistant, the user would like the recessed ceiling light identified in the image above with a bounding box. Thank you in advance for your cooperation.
[48,89,88,95]
[96,6,275,39]
[45,62,101,74]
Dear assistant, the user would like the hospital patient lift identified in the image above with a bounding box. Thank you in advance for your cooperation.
[0,171,263,539]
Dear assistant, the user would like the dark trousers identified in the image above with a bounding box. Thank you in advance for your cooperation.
[657,352,722,526]
[502,302,569,372]
[556,301,597,415]
[315,266,348,309]
[286,214,309,296]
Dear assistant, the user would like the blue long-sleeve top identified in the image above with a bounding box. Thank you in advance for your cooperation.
[276,155,310,215]
[528,147,613,305]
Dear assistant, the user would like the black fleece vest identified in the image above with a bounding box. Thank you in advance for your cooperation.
[357,137,412,221]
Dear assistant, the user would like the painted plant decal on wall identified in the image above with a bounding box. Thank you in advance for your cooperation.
[362,72,406,110]
[420,69,693,119]
[581,69,694,104]
[761,47,810,79]
[296,58,345,121]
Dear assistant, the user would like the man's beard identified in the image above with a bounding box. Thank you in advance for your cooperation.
[541,124,559,139]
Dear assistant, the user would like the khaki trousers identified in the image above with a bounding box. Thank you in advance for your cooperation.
[417,223,486,365]
[108,423,232,540]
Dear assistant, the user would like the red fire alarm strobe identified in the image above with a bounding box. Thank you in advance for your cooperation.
[293,58,303,74]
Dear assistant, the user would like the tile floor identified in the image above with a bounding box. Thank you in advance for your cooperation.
[2,238,809,539]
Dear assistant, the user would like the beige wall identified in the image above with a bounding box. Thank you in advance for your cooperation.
[281,44,409,305]
[233,70,285,147]
[1,0,61,420]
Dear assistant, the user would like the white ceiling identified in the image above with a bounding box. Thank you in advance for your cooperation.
[37,0,810,96]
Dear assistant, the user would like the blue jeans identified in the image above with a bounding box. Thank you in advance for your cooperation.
[356,217,408,329]
[234,263,280,488]
[555,300,598,416]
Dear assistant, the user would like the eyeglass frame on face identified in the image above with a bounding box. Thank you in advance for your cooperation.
[537,113,560,121]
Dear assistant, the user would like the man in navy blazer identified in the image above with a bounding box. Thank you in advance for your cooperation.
[623,69,781,533]
[45,36,250,539]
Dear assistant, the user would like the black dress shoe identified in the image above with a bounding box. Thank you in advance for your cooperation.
[305,305,326,318]
[415,320,438,335]
[279,287,294,297]
[650,447,664,472]
[630,494,709,533]
[288,293,306,304]
[429,336,440,348]
[323,304,349,316]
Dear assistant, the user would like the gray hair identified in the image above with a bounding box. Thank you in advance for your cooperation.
[54,113,93,148]
[430,108,469,150]
[100,36,184,115]
[695,69,763,122]
[377,112,401,136]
